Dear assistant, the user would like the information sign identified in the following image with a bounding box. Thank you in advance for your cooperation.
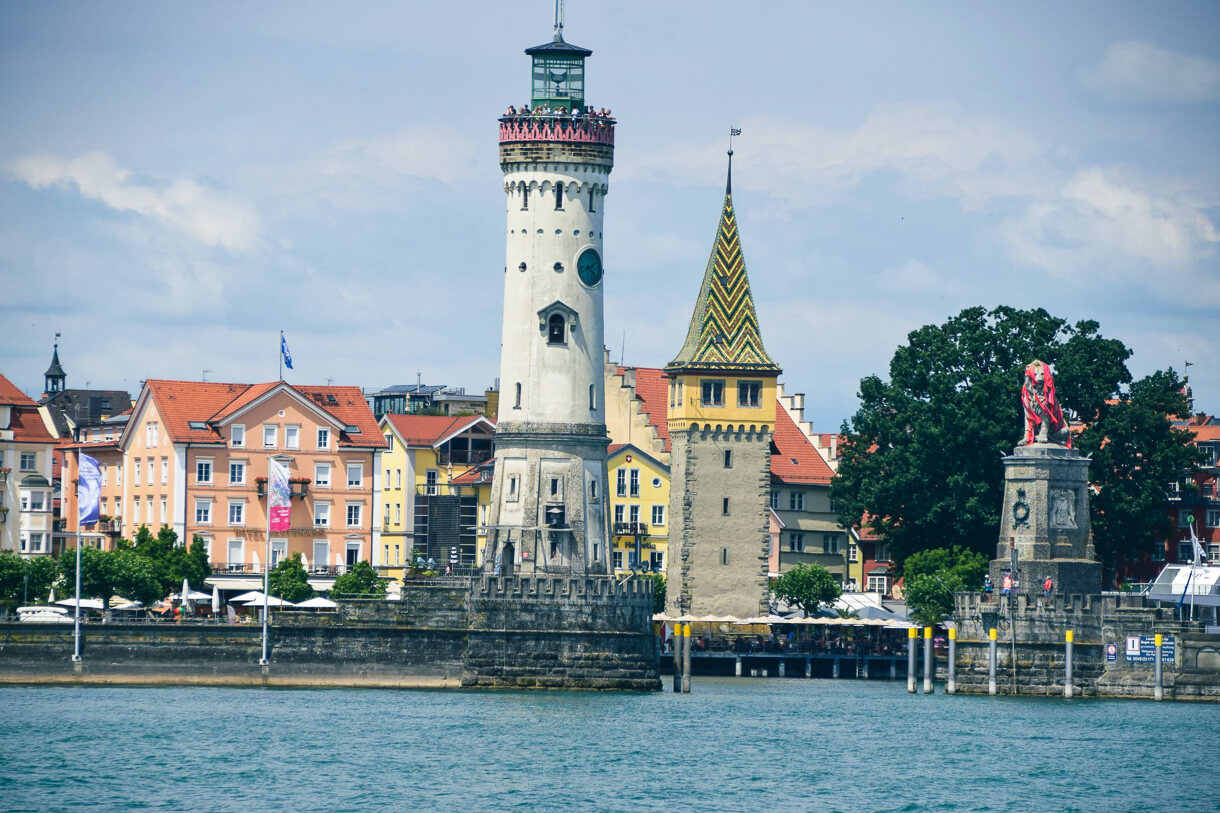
[1123,635,1174,663]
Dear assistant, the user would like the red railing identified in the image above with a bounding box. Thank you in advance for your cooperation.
[499,115,615,146]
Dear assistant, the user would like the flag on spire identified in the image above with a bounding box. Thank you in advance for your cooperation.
[281,332,294,370]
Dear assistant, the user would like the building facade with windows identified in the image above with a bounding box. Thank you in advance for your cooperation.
[607,443,669,575]
[61,379,385,592]
[0,372,59,557]
[378,413,495,578]
[768,404,848,585]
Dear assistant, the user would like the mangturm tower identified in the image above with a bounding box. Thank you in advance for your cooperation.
[666,154,782,616]
[483,14,613,576]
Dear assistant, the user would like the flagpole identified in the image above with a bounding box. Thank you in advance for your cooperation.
[261,462,272,665]
[72,530,82,662]
[279,330,283,382]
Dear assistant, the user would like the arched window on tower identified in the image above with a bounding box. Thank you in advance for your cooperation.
[554,181,564,210]
[588,187,595,213]
[514,382,522,409]
[547,313,566,345]
[519,181,529,210]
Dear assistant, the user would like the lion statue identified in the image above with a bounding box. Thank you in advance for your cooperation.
[1021,360,1071,447]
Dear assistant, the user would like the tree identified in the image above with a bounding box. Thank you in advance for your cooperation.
[269,553,315,603]
[903,547,988,590]
[832,306,1135,570]
[1076,370,1202,579]
[110,549,163,607]
[0,552,27,606]
[904,572,965,627]
[647,573,666,614]
[330,561,386,598]
[769,563,842,616]
[127,525,211,596]
[61,546,119,609]
[23,557,59,603]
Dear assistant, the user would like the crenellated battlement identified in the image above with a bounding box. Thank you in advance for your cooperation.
[499,114,615,146]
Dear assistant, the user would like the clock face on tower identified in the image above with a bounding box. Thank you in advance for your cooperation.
[577,248,603,287]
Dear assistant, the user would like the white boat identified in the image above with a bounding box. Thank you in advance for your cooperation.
[17,605,72,624]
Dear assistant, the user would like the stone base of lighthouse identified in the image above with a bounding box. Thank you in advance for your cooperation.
[486,421,610,577]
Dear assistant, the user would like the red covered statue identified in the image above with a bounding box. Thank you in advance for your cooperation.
[1021,360,1071,447]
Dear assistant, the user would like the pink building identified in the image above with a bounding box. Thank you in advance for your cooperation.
[63,379,386,592]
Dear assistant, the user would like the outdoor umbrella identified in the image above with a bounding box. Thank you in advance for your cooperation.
[240,594,294,607]
[55,598,103,610]
[230,590,265,604]
[211,584,220,614]
[294,596,337,609]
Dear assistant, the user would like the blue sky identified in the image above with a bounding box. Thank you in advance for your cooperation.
[1,1,1217,430]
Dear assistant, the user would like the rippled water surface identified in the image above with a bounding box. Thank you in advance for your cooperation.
[1,679,1216,812]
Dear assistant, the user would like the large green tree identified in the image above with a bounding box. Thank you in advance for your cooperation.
[110,549,163,606]
[330,561,386,599]
[903,547,988,589]
[832,306,1193,575]
[125,525,212,595]
[269,553,315,603]
[769,563,842,616]
[60,546,119,609]
[0,552,57,606]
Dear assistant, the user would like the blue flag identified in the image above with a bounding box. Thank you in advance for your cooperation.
[281,334,294,370]
[78,453,101,526]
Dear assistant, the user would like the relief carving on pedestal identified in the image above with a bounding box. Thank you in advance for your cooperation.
[1050,488,1077,529]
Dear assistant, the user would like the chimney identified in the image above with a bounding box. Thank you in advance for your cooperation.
[830,435,838,460]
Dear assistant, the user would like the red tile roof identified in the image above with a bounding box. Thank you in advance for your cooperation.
[8,404,57,443]
[770,406,834,485]
[452,460,494,485]
[618,366,671,452]
[0,372,37,407]
[142,380,385,448]
[383,413,488,447]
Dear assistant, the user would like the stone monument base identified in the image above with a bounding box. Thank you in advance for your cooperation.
[989,557,1101,597]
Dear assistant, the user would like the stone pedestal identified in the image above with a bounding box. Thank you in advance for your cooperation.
[990,443,1101,596]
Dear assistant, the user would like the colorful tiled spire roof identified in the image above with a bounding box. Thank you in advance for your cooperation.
[665,154,780,375]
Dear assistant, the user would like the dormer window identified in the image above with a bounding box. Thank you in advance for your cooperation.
[548,313,566,344]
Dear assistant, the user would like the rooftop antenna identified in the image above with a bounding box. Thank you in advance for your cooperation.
[327,377,334,386]
[417,369,422,390]
[553,0,564,40]
[202,369,212,382]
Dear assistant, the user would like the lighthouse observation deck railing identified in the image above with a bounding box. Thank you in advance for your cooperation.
[499,114,615,146]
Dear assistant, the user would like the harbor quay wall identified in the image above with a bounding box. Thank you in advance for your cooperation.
[952,592,1220,701]
[0,579,662,691]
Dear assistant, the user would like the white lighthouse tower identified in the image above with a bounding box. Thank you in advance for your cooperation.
[484,14,614,576]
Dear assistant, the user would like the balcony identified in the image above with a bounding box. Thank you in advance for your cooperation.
[613,521,649,537]
[0,467,9,485]
[436,449,492,467]
[255,478,311,499]
[215,562,352,577]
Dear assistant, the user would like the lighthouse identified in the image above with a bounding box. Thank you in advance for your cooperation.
[483,14,614,576]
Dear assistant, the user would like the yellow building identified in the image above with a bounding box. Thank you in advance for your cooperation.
[607,443,669,575]
[377,413,494,580]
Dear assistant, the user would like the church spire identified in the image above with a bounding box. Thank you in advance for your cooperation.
[665,154,779,375]
[44,332,66,395]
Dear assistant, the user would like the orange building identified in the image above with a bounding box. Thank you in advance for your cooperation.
[62,379,385,592]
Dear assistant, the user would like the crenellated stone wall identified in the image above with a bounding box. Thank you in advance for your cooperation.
[953,591,1220,700]
[0,577,661,691]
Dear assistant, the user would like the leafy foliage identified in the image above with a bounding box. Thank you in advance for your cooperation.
[904,572,965,627]
[110,549,163,606]
[0,552,59,606]
[123,526,212,596]
[647,573,666,614]
[60,546,119,608]
[330,561,386,598]
[831,306,1179,571]
[269,553,315,603]
[903,546,988,588]
[769,563,842,616]
[1076,369,1202,578]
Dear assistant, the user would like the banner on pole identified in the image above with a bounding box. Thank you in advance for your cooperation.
[268,458,292,532]
[78,453,102,526]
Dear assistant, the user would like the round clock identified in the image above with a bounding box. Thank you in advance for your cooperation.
[577,248,603,287]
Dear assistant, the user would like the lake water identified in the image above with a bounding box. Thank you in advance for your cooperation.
[1,679,1216,812]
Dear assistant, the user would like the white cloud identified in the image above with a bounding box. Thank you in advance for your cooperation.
[1080,41,1220,104]
[8,151,259,252]
[624,103,1049,210]
[998,167,1220,302]
[878,259,963,297]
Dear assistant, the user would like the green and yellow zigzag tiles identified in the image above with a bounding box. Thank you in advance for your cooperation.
[666,192,780,374]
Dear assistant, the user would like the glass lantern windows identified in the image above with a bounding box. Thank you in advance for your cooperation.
[531,55,585,109]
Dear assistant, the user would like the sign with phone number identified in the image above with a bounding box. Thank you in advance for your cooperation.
[1124,635,1174,663]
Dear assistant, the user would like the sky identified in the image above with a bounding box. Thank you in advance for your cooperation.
[1,1,1217,431]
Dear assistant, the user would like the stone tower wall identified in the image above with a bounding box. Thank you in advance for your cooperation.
[668,423,771,617]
